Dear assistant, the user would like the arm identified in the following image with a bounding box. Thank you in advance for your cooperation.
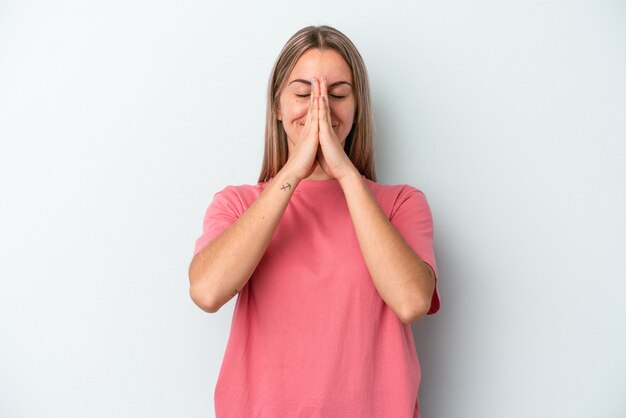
[189,91,321,313]
[188,169,300,313]
[316,78,436,324]
[339,172,436,324]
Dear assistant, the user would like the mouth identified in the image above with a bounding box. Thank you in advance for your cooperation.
[296,122,339,129]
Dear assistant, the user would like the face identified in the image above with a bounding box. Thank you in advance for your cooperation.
[277,48,356,148]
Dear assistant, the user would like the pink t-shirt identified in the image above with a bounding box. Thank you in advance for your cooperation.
[193,177,440,418]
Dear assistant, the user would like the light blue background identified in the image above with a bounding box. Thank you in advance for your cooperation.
[1,1,625,417]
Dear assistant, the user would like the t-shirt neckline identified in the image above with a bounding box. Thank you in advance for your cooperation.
[296,177,342,191]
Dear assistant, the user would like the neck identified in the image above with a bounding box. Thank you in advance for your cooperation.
[304,163,334,181]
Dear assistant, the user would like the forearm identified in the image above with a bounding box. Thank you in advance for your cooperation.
[189,168,300,312]
[339,170,436,324]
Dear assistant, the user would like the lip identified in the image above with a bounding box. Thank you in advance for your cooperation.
[295,122,339,128]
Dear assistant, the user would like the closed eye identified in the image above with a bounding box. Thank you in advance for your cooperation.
[295,94,347,99]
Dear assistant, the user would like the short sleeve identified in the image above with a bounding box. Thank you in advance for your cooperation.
[389,187,440,315]
[192,186,242,257]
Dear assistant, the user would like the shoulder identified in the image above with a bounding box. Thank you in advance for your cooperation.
[362,178,432,222]
[214,182,264,199]
[208,182,265,215]
[364,178,427,204]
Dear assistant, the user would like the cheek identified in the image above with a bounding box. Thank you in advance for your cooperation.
[333,103,356,141]
[282,100,309,122]
[334,103,356,125]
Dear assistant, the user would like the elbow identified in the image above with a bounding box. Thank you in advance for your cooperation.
[397,297,431,325]
[188,261,222,314]
[189,285,221,313]
[399,264,436,324]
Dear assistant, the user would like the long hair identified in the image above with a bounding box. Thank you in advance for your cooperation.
[258,26,376,182]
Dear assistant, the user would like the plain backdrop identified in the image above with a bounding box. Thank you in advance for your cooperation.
[1,1,625,417]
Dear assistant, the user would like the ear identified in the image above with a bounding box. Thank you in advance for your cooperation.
[277,105,282,122]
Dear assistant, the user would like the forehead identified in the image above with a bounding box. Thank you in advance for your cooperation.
[287,48,353,84]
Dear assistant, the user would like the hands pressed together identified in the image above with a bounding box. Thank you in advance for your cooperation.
[284,77,358,183]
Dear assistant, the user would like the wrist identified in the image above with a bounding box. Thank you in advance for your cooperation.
[337,166,363,189]
[275,163,303,190]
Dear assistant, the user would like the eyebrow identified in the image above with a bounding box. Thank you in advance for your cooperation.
[289,79,352,88]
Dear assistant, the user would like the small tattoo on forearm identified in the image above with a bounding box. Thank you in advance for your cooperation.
[281,182,292,191]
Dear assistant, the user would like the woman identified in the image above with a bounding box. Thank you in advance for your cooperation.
[189,25,440,418]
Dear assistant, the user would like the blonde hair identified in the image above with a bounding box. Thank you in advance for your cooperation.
[258,25,376,182]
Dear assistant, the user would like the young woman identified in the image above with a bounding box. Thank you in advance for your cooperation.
[189,25,440,418]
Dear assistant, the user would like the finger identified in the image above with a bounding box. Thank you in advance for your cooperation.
[302,78,316,129]
[319,96,334,135]
[312,96,319,134]
[303,79,318,128]
[314,77,320,122]
[304,94,315,127]
[319,78,332,132]
[325,93,332,130]
[313,76,321,100]
[319,94,328,126]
